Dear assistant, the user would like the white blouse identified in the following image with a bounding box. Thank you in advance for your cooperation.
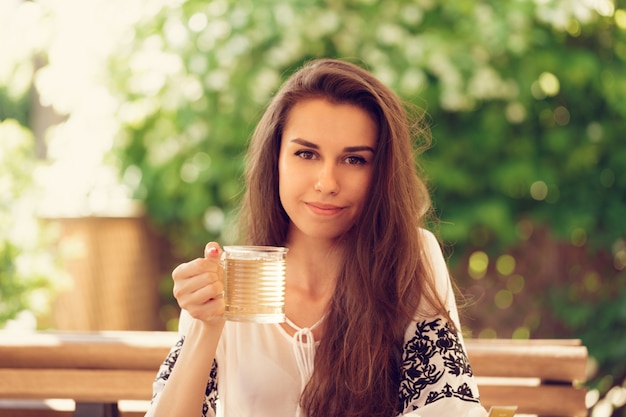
[149,230,488,417]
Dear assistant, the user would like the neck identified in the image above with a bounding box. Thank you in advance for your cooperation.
[284,232,344,295]
[286,245,340,295]
[281,230,343,331]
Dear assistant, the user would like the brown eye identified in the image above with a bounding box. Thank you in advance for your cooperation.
[345,155,367,165]
[295,150,316,160]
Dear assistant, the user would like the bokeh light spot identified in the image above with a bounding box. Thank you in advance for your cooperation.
[494,290,513,309]
[584,273,600,293]
[468,251,489,279]
[505,101,527,123]
[512,326,530,339]
[188,12,208,33]
[507,274,525,294]
[530,181,548,201]
[614,247,626,270]
[538,72,560,96]
[203,206,225,234]
[478,328,497,339]
[566,19,581,36]
[587,122,603,142]
[496,254,516,276]
[554,106,570,125]
[616,9,626,29]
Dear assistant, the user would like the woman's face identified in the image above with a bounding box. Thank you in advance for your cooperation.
[278,98,378,243]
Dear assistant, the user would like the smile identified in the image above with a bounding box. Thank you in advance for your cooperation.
[306,202,345,216]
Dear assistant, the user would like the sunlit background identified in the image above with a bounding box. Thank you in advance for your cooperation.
[1,0,625,415]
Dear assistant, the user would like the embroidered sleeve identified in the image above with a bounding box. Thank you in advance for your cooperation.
[398,317,481,415]
[150,335,219,416]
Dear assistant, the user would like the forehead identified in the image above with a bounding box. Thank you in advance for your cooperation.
[282,98,378,147]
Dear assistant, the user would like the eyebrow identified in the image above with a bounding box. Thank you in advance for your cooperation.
[289,138,375,153]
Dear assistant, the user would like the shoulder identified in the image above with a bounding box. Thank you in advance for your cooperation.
[418,228,443,256]
[417,228,448,286]
[418,227,438,242]
[414,228,461,326]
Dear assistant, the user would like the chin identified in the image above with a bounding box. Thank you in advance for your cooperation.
[311,227,356,242]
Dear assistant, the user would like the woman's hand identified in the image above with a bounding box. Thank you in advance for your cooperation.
[172,242,225,323]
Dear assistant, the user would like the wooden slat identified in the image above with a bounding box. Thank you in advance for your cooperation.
[0,400,148,417]
[466,338,583,346]
[479,384,588,417]
[0,369,155,402]
[0,331,177,370]
[0,400,73,417]
[466,339,588,382]
[0,410,70,417]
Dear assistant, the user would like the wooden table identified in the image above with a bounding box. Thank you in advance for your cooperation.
[0,331,588,416]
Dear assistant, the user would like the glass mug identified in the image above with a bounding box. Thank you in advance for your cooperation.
[221,246,288,323]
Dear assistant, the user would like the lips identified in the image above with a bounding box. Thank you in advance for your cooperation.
[306,202,345,216]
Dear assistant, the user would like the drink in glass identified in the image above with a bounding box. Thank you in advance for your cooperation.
[222,246,287,323]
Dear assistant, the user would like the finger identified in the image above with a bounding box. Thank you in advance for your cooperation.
[179,279,224,307]
[172,270,215,303]
[173,257,219,280]
[184,283,226,321]
[204,242,222,258]
[203,242,224,284]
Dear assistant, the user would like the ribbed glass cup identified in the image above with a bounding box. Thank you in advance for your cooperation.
[222,246,288,323]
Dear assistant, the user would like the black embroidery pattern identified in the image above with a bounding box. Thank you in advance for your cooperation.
[204,359,219,414]
[399,318,479,412]
[154,337,184,389]
[154,336,219,416]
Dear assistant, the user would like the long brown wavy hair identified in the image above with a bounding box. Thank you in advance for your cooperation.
[239,58,452,417]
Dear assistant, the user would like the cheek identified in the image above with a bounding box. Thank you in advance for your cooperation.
[278,178,288,204]
[354,172,374,200]
[277,155,288,197]
[278,157,309,193]
[351,177,374,216]
[277,163,296,209]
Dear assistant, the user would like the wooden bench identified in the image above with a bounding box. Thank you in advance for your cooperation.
[0,331,588,417]
[466,338,588,416]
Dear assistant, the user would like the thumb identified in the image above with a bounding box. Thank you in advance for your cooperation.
[204,242,222,258]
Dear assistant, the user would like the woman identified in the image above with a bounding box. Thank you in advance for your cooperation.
[147,58,487,417]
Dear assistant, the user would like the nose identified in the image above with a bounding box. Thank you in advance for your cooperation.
[315,165,339,194]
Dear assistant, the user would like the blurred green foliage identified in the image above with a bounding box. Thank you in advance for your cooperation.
[0,118,59,326]
[108,0,626,256]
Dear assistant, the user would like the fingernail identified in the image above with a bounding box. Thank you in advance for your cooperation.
[207,247,219,256]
